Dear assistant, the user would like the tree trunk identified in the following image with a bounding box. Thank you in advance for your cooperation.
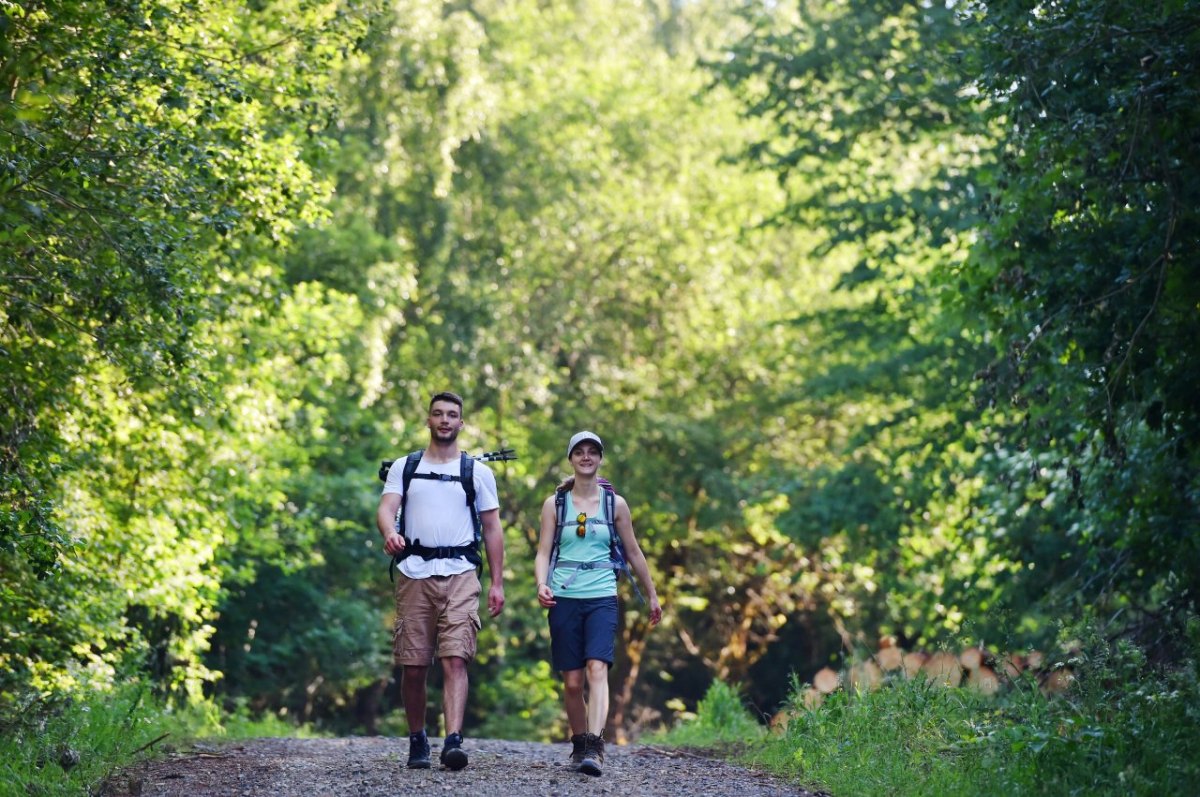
[354,677,388,735]
[608,612,649,744]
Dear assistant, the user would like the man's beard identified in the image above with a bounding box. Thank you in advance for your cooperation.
[433,428,460,443]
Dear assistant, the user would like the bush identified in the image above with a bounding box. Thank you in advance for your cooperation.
[655,679,766,748]
[0,682,173,797]
[737,622,1200,797]
[0,678,322,796]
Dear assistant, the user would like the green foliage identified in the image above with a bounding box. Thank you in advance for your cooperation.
[730,626,1200,796]
[3,0,1197,751]
[655,679,766,748]
[704,0,1012,671]
[0,681,174,797]
[470,659,564,742]
[0,0,369,571]
[0,679,323,797]
[209,566,387,723]
[710,0,1199,673]
[770,679,988,795]
[1,0,376,703]
[714,0,989,277]
[955,0,1200,631]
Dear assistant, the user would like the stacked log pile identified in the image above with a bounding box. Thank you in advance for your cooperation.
[775,637,1076,730]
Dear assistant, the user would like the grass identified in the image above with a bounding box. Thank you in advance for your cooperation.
[0,683,319,797]
[7,623,1198,796]
[654,678,768,750]
[657,626,1200,797]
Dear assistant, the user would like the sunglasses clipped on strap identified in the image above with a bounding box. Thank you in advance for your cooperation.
[576,512,588,538]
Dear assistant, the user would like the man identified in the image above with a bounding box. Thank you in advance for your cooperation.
[376,391,506,770]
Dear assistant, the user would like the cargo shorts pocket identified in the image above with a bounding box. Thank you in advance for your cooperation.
[393,617,434,665]
[391,617,405,661]
[439,611,482,662]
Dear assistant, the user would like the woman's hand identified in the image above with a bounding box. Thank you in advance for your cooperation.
[648,596,663,626]
[537,582,557,608]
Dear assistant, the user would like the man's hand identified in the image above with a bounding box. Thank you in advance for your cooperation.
[382,531,406,557]
[487,581,505,617]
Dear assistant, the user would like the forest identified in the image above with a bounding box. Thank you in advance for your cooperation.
[2,0,1198,757]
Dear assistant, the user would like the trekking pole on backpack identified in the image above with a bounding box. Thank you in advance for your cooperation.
[378,447,518,481]
[475,447,518,463]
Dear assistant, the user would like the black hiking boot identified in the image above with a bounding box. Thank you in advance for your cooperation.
[440,731,468,771]
[578,732,604,777]
[569,734,586,769]
[406,730,431,769]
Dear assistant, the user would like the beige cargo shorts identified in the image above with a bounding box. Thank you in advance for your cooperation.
[392,571,482,665]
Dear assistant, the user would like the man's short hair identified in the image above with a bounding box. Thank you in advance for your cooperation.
[429,391,464,412]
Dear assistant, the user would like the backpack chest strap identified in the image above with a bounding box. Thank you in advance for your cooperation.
[554,559,623,590]
[557,517,613,532]
[409,472,464,483]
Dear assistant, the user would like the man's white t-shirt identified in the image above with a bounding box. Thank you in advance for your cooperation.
[381,454,499,579]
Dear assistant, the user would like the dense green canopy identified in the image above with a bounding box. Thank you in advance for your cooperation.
[2,0,1196,736]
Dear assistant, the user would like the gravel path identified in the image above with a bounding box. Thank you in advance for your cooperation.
[102,736,822,797]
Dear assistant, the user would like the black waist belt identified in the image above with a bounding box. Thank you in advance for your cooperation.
[391,542,481,581]
[406,543,477,560]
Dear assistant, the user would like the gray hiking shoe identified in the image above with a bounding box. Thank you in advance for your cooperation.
[579,732,604,777]
[440,732,468,771]
[569,734,586,768]
[407,730,431,769]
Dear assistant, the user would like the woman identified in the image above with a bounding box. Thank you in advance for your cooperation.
[534,430,663,777]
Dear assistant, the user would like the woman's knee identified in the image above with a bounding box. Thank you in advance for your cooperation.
[585,659,608,682]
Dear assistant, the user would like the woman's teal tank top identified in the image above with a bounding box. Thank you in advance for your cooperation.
[551,491,618,599]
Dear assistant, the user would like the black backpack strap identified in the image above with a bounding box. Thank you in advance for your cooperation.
[459,452,482,574]
[398,451,424,539]
[390,451,424,581]
[601,483,644,604]
[549,489,567,576]
[459,452,480,541]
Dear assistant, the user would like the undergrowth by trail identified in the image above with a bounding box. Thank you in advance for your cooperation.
[0,684,317,797]
[656,621,1200,797]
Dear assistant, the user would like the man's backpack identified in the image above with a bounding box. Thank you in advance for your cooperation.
[549,479,644,603]
[389,451,482,579]
[378,447,515,580]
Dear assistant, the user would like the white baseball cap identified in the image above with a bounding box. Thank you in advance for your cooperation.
[566,430,604,458]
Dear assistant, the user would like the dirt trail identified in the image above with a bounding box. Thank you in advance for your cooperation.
[102,736,821,797]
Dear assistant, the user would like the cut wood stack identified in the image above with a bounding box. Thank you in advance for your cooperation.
[875,644,904,673]
[902,651,928,678]
[783,638,1072,715]
[812,666,840,695]
[922,651,963,687]
[967,665,1001,695]
[848,659,883,692]
[959,646,987,671]
[1001,652,1027,679]
[1040,666,1076,695]
[959,646,1000,695]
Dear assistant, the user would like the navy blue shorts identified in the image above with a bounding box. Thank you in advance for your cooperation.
[547,595,618,672]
